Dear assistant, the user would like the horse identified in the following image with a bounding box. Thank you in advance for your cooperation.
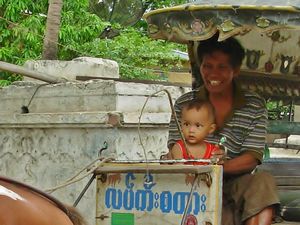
[0,176,87,225]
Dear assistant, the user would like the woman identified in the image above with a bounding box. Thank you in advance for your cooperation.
[168,34,279,225]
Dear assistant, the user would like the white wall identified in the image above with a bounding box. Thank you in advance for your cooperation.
[0,78,190,225]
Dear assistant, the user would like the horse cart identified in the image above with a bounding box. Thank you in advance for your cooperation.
[93,1,300,225]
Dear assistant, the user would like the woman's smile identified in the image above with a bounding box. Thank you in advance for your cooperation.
[209,80,221,86]
[200,51,237,94]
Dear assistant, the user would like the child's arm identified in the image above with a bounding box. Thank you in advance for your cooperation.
[170,143,184,160]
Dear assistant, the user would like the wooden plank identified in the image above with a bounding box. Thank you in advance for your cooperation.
[274,176,300,187]
[267,143,300,150]
[95,164,215,174]
[258,160,300,176]
[240,70,300,82]
[0,61,65,83]
[276,221,300,225]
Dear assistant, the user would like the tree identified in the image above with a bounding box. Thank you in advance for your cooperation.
[42,0,63,59]
[0,0,185,85]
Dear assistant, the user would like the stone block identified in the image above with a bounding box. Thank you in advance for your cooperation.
[0,80,190,114]
[23,57,119,82]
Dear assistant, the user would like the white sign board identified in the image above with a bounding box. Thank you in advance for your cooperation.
[96,164,222,225]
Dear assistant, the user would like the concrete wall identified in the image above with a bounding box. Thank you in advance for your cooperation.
[0,78,190,225]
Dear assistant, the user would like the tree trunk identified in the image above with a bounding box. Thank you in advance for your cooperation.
[42,0,63,60]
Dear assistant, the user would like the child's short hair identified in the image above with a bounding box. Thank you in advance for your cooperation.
[181,98,216,122]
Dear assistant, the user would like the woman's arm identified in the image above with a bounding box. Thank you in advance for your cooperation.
[223,153,259,175]
[211,147,259,174]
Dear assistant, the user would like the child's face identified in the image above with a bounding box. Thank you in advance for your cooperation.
[181,106,216,144]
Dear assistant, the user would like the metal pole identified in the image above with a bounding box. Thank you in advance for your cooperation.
[181,174,199,225]
[73,174,96,207]
[0,61,67,83]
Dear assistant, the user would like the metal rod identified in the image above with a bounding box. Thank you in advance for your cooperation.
[181,174,199,225]
[73,174,96,207]
[288,99,294,122]
[110,159,212,163]
[0,61,66,83]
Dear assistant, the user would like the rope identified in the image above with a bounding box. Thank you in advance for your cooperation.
[44,157,114,193]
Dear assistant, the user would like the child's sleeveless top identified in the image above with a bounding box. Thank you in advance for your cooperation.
[176,140,215,165]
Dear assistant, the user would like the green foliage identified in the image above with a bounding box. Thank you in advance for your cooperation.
[0,0,186,85]
[267,100,294,121]
[0,79,11,87]
[0,0,47,83]
[77,26,183,79]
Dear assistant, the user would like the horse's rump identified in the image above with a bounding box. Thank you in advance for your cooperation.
[0,177,86,225]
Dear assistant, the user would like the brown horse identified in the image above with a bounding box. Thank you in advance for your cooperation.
[0,176,87,225]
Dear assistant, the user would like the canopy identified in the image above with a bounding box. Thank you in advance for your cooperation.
[143,0,300,43]
[143,1,300,101]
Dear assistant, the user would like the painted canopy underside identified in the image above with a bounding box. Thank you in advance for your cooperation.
[144,1,300,99]
[185,0,300,7]
[144,1,300,43]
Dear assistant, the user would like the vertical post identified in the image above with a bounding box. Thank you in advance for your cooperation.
[187,41,202,90]
[288,100,294,122]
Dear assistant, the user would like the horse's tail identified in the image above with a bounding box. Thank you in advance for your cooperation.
[65,205,88,225]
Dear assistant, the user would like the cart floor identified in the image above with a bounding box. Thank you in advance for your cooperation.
[277,221,299,225]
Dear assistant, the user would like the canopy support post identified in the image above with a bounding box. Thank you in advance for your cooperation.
[187,41,202,90]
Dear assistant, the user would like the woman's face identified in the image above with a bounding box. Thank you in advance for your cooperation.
[200,51,240,94]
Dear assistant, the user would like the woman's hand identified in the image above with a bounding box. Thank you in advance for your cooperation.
[211,145,226,165]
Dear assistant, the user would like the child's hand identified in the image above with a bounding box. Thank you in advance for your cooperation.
[185,173,196,185]
[160,151,172,160]
[211,145,226,165]
[160,151,173,164]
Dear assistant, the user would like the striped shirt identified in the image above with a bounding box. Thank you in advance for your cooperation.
[168,82,267,163]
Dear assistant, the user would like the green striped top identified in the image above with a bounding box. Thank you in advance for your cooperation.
[167,82,267,163]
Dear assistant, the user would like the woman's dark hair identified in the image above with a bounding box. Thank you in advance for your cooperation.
[197,33,245,68]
